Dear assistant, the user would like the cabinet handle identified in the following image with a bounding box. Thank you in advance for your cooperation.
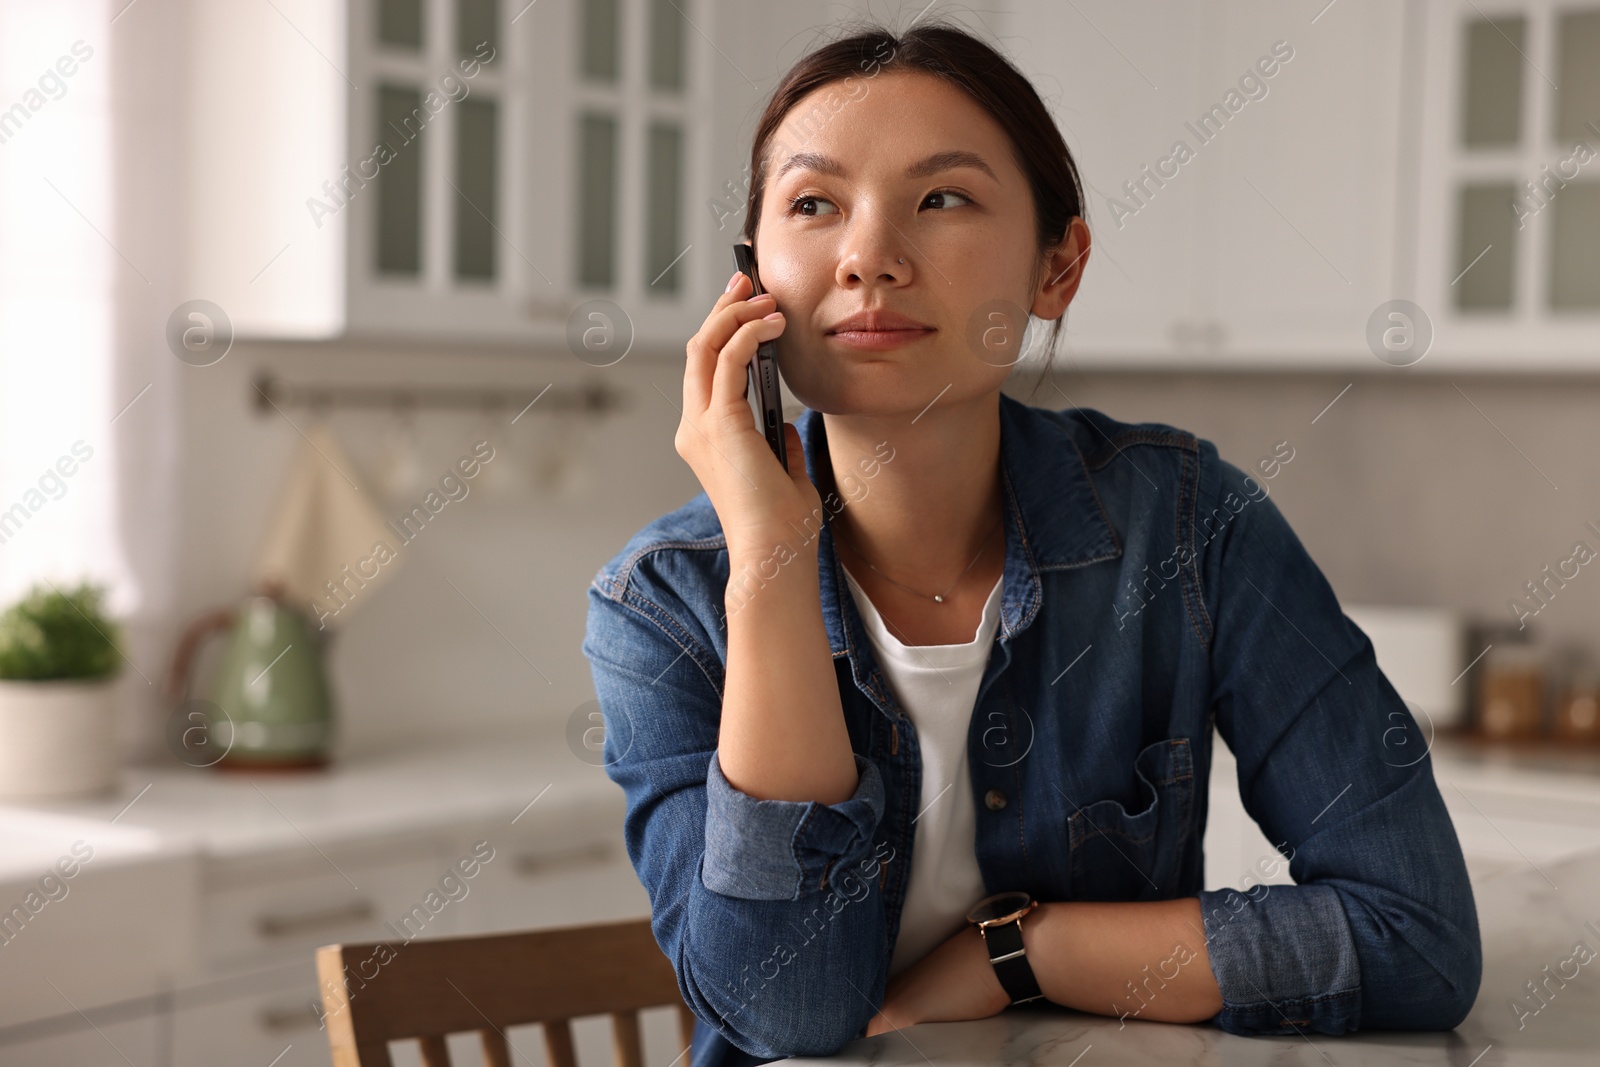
[256,899,375,938]
[513,842,615,876]
[258,1001,325,1033]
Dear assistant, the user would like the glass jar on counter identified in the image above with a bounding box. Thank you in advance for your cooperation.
[1475,642,1548,740]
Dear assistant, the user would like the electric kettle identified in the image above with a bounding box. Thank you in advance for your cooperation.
[164,587,335,769]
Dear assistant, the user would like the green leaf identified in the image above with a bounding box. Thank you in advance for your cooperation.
[0,582,122,681]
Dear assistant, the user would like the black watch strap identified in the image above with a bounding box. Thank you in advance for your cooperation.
[980,917,1044,1005]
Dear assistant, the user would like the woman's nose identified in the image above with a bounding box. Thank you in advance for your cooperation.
[836,243,910,285]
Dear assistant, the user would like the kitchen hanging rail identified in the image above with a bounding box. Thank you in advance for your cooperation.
[250,372,627,418]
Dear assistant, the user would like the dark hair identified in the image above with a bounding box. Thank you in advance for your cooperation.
[742,18,1087,396]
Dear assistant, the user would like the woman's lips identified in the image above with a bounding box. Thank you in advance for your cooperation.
[826,328,936,351]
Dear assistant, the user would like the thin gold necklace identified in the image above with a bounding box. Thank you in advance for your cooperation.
[834,515,1005,604]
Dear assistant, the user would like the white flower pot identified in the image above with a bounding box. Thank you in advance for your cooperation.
[0,678,120,800]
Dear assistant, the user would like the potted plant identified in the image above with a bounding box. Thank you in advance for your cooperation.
[0,582,124,800]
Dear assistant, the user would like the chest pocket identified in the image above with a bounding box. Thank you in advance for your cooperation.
[1068,736,1196,901]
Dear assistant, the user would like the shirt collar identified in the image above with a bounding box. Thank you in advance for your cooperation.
[796,392,1123,664]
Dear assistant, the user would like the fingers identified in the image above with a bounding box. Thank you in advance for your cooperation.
[710,313,784,417]
[685,271,751,401]
[685,271,782,413]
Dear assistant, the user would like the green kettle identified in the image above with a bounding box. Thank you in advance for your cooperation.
[164,588,335,770]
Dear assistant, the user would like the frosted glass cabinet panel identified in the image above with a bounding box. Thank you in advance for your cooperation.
[1414,0,1600,366]
[185,0,724,350]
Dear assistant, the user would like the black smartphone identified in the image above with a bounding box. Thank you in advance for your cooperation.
[732,243,789,473]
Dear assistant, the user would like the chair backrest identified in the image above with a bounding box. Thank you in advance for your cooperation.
[316,916,697,1067]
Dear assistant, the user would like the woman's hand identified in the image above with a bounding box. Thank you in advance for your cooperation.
[677,270,821,559]
[864,924,1014,1038]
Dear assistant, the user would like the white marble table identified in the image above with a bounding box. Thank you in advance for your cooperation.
[791,847,1600,1065]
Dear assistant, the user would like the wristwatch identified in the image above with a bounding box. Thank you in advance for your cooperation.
[966,891,1045,1005]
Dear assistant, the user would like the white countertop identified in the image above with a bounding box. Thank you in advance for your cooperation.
[790,846,1600,1065]
[0,726,622,863]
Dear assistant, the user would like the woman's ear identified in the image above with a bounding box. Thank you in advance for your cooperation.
[1031,217,1090,321]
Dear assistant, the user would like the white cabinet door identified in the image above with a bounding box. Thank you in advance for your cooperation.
[461,842,652,933]
[1004,0,1406,367]
[198,842,457,975]
[0,847,200,1031]
[448,791,650,935]
[1412,0,1600,368]
[1005,0,1203,362]
[172,972,329,1067]
[1196,0,1407,365]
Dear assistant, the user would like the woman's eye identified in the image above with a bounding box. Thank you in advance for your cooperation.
[923,189,972,210]
[786,194,838,217]
[783,190,969,216]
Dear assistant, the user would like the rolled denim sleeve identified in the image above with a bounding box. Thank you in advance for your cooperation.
[703,749,885,900]
[583,564,891,1060]
[1194,444,1482,1036]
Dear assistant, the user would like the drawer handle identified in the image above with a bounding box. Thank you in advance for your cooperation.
[256,899,375,938]
[513,842,615,876]
[258,1002,325,1033]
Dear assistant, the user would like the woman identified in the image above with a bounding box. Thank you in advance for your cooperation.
[583,20,1480,1067]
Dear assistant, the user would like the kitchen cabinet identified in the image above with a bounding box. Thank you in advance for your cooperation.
[1004,0,1409,368]
[0,731,670,1067]
[167,822,653,1067]
[170,965,330,1067]
[185,0,718,353]
[182,0,1600,365]
[1411,0,1600,368]
[196,840,463,974]
[447,796,649,935]
[1003,0,1203,361]
[0,812,199,1031]
[1194,0,1408,365]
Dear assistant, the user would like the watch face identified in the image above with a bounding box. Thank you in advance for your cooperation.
[967,891,1033,926]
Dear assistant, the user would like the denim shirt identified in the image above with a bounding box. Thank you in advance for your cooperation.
[582,392,1481,1065]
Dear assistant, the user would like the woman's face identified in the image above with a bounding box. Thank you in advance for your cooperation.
[753,69,1081,416]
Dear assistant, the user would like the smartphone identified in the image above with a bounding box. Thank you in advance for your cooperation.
[732,243,789,473]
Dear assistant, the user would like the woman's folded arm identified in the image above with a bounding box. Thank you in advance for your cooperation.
[585,578,892,1058]
[1197,446,1483,1036]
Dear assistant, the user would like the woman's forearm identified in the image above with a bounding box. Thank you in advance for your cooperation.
[1021,898,1224,1024]
[719,533,858,804]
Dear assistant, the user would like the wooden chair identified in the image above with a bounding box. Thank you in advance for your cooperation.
[316,917,698,1067]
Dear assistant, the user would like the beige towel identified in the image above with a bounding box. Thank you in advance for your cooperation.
[253,422,399,625]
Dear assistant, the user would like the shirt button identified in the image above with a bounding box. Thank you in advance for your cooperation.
[984,789,1007,811]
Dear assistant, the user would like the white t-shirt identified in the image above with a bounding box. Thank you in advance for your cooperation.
[839,561,1003,981]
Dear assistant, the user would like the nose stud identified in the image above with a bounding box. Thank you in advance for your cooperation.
[897,258,905,264]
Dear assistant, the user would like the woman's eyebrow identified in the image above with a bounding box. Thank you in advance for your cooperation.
[774,149,998,183]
